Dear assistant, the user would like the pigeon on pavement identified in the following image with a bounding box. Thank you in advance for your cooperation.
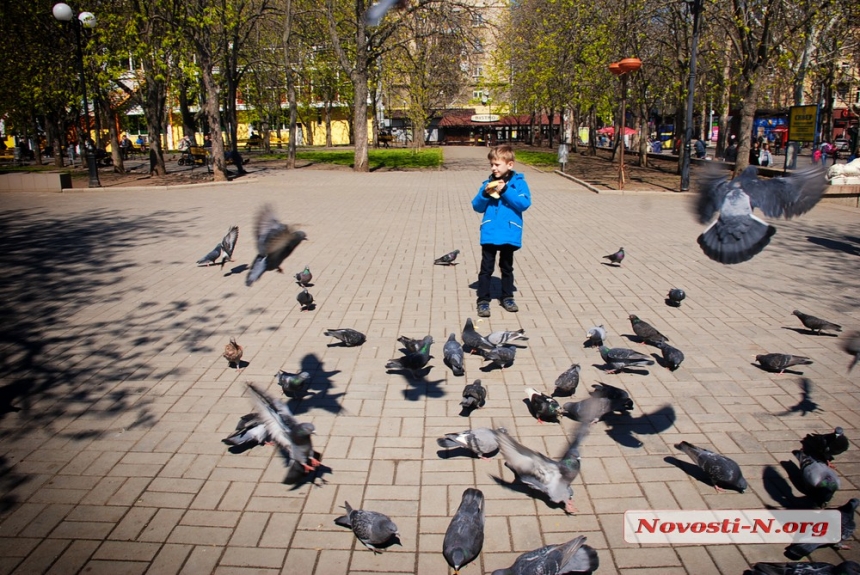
[223,338,243,370]
[552,364,581,397]
[792,310,842,335]
[694,164,826,264]
[481,345,516,369]
[297,289,314,311]
[599,345,655,373]
[525,387,565,423]
[586,325,606,347]
[793,449,840,507]
[443,488,485,575]
[784,498,859,559]
[460,379,487,410]
[385,335,433,374]
[490,535,599,575]
[487,328,528,347]
[335,501,399,553]
[246,204,307,286]
[222,414,269,447]
[602,247,625,265]
[589,382,634,411]
[674,441,748,492]
[802,428,849,468]
[295,265,312,286]
[655,341,685,371]
[325,328,366,347]
[443,333,465,376]
[748,562,860,575]
[197,225,239,266]
[277,370,311,399]
[434,249,460,265]
[756,353,813,373]
[397,335,423,353]
[667,288,686,306]
[462,318,494,353]
[437,427,505,458]
[563,396,616,424]
[628,314,669,345]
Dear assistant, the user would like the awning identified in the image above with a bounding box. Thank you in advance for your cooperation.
[438,111,555,128]
[597,126,637,136]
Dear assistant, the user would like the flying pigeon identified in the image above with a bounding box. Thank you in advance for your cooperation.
[694,164,826,264]
[481,345,516,369]
[443,333,465,376]
[602,247,624,265]
[802,428,849,468]
[295,265,312,286]
[490,535,599,575]
[385,335,433,374]
[443,488,485,575]
[844,332,860,373]
[487,328,528,347]
[276,370,311,399]
[460,379,487,410]
[793,449,840,507]
[586,325,606,347]
[748,561,860,575]
[246,383,319,483]
[655,341,685,371]
[434,249,460,265]
[675,441,748,492]
[197,225,239,266]
[222,414,269,447]
[552,364,581,397]
[525,387,565,423]
[325,328,366,347]
[363,0,409,26]
[563,396,616,424]
[223,338,243,370]
[628,314,669,345]
[784,498,859,559]
[437,427,504,458]
[792,310,842,335]
[297,289,314,311]
[246,204,307,286]
[667,288,686,306]
[599,345,655,373]
[462,318,494,353]
[397,335,423,353]
[335,501,399,553]
[589,382,634,411]
[756,353,813,374]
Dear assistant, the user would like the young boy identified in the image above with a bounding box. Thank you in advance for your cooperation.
[472,144,532,317]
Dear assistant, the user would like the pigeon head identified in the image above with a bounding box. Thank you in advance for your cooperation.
[736,476,749,492]
[628,314,640,322]
[835,427,844,436]
[297,422,315,437]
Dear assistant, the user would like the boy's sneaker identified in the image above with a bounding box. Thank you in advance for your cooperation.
[477,301,491,317]
[501,298,519,312]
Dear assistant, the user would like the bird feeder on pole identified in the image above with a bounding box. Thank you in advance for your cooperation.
[608,58,642,189]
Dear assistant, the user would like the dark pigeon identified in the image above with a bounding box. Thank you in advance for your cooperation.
[443,333,465,376]
[757,353,813,373]
[525,387,565,423]
[552,364,581,397]
[437,427,505,458]
[397,335,423,353]
[675,441,748,492]
[844,332,860,373]
[325,328,366,347]
[297,289,314,311]
[443,488,485,574]
[277,370,311,399]
[602,247,624,265]
[490,535,599,575]
[385,335,433,374]
[295,265,312,286]
[462,318,494,353]
[586,325,606,347]
[434,249,460,265]
[629,314,669,345]
[222,414,269,447]
[335,501,399,553]
[793,310,842,335]
[197,225,239,266]
[599,345,655,373]
[481,345,516,369]
[694,164,826,264]
[667,288,686,306]
[748,561,860,575]
[589,382,634,412]
[784,498,859,559]
[460,379,487,410]
[246,204,307,286]
[793,449,840,507]
[655,341,685,370]
[802,427,849,468]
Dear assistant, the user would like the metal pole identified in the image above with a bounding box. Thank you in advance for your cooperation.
[72,17,101,187]
[680,0,702,191]
[618,73,627,189]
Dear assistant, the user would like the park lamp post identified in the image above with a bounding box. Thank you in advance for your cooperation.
[52,2,101,188]
[609,57,642,190]
[680,0,703,192]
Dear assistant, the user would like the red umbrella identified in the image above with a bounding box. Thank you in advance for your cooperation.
[597,126,637,136]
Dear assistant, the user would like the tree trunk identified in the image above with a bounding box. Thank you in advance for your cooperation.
[199,54,228,181]
[717,44,732,158]
[735,79,760,175]
[108,106,124,173]
[325,101,333,147]
[141,58,167,176]
[178,79,197,140]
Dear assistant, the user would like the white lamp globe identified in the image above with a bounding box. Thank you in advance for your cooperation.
[52,3,74,21]
[78,12,97,28]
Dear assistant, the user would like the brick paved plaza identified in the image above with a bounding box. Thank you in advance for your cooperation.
[0,146,858,574]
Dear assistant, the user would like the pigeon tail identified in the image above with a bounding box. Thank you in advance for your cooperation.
[698,215,776,265]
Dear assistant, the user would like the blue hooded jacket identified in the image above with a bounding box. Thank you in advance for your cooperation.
[472,171,531,248]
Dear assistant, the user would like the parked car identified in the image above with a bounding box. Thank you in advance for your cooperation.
[834,138,850,152]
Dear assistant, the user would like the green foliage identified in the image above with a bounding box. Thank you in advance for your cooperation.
[514,150,559,167]
[290,148,443,168]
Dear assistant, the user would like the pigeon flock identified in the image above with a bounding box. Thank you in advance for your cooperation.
[197,199,856,574]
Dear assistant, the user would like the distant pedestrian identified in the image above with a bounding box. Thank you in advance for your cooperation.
[120,134,132,160]
[758,142,773,167]
[694,139,706,159]
[724,141,738,163]
[749,141,761,166]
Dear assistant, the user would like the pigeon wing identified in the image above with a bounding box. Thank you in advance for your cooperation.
[744,165,827,219]
[220,225,239,258]
[694,165,733,224]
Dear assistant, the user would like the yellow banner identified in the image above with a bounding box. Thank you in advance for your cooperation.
[788,105,818,142]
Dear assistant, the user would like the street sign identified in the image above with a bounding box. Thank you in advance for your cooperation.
[788,105,819,142]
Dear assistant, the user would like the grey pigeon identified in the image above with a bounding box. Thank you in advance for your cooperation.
[552,364,581,397]
[749,561,860,575]
[462,318,494,353]
[589,382,634,411]
[482,345,516,369]
[334,501,399,553]
[586,325,606,347]
[385,335,433,374]
[434,249,460,265]
[802,427,849,467]
[694,164,826,264]
[844,332,860,373]
[246,383,319,483]
[443,333,465,376]
[793,449,840,507]
[793,310,842,335]
[246,204,307,286]
[197,225,239,266]
[437,427,505,458]
[363,0,408,26]
[525,387,565,423]
[276,370,311,399]
[675,441,748,492]
[784,498,859,559]
[629,314,669,345]
[222,414,269,447]
[325,328,366,347]
[460,379,487,410]
[297,289,314,311]
[397,335,423,353]
[443,488,485,574]
[563,396,615,423]
[602,247,624,265]
[655,341,685,371]
[599,345,654,373]
[295,265,312,286]
[487,328,528,347]
[757,353,813,373]
[667,288,686,306]
[490,535,599,575]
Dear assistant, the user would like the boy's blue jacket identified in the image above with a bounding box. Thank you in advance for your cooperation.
[472,171,531,248]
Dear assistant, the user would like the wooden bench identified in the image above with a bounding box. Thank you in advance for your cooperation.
[243,136,264,150]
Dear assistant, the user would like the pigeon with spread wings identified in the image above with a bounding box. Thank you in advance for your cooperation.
[246,204,307,286]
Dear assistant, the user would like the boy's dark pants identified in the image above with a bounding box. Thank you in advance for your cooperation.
[477,244,515,302]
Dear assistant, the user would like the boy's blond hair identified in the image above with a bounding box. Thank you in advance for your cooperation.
[488,144,515,163]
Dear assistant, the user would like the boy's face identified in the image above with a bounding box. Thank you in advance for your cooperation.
[490,158,514,179]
